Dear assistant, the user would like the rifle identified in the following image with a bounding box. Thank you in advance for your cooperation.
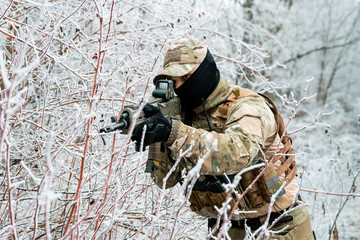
[100,79,181,135]
[100,79,181,172]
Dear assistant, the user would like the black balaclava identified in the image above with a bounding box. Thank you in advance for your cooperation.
[174,50,220,109]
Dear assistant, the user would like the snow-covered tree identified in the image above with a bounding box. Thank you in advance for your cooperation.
[0,0,359,239]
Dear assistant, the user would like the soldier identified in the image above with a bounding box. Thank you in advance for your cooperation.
[131,38,315,239]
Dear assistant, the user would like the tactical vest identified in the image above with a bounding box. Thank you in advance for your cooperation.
[187,87,297,216]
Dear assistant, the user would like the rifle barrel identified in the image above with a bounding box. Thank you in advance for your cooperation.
[100,121,126,133]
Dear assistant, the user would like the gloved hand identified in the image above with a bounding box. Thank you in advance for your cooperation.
[131,103,172,151]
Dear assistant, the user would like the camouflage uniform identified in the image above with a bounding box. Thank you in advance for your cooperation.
[151,38,315,239]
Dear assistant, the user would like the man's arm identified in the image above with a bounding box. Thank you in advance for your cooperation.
[166,96,275,175]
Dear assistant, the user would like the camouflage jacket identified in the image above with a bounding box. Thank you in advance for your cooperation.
[151,76,299,219]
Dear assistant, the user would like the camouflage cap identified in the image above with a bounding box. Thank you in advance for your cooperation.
[153,38,208,84]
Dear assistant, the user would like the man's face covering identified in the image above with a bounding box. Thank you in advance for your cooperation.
[174,50,220,109]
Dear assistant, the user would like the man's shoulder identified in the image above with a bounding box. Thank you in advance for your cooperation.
[225,87,272,122]
[228,85,259,100]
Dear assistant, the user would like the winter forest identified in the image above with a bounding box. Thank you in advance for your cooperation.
[0,0,359,239]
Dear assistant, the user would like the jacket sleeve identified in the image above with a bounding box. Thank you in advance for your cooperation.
[166,96,276,175]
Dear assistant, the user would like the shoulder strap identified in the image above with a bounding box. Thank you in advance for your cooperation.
[259,93,297,183]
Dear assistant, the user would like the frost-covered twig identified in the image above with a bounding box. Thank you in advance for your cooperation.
[169,139,218,240]
[300,188,360,197]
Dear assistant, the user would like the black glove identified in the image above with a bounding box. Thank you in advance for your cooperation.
[131,103,172,151]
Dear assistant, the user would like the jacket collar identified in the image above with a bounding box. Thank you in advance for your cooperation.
[193,76,233,114]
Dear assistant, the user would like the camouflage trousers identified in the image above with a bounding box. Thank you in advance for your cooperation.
[209,206,315,240]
